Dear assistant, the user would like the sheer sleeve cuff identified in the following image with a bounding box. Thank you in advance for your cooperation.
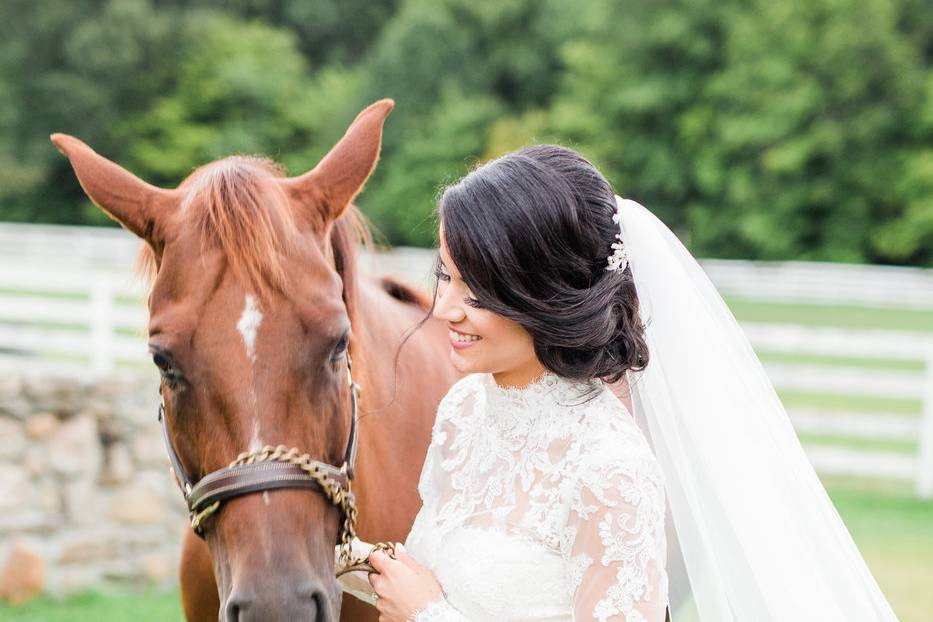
[406,595,470,622]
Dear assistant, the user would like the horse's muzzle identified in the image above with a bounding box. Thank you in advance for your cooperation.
[223,579,336,622]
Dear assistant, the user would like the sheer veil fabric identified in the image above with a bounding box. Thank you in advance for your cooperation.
[618,195,900,621]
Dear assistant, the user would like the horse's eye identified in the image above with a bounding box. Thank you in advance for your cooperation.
[153,351,170,369]
[331,331,350,362]
[152,350,183,384]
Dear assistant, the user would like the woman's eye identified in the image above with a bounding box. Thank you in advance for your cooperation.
[433,263,481,308]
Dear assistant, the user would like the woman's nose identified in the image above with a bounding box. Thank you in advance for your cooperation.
[433,286,466,322]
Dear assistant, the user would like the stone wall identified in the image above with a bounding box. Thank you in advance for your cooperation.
[0,370,188,604]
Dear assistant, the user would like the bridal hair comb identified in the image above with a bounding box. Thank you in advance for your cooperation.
[605,198,629,272]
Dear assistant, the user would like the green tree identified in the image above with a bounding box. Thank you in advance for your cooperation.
[364,83,506,247]
[696,0,927,263]
[176,0,399,66]
[0,0,183,224]
[354,0,578,245]
[548,0,931,264]
[1,0,930,266]
[114,11,353,185]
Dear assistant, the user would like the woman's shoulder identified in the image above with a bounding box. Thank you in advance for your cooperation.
[439,372,485,408]
[575,387,665,483]
[432,372,485,428]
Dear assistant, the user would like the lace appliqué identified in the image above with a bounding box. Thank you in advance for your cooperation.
[405,371,669,622]
[407,596,469,622]
[567,552,594,595]
[427,373,602,538]
[568,446,668,622]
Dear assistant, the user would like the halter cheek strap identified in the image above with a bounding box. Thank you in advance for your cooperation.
[156,352,361,553]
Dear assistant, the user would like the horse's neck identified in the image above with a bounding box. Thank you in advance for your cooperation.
[350,274,460,540]
[352,272,456,424]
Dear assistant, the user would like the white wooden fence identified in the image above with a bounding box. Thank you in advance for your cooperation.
[745,323,933,498]
[702,258,933,310]
[1,222,932,497]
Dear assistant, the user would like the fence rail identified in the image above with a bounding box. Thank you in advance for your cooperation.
[702,258,933,310]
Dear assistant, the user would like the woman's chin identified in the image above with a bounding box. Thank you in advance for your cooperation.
[450,349,480,373]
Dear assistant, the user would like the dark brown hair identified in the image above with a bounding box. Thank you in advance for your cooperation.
[410,143,650,392]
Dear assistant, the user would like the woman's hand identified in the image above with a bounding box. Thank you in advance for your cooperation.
[367,543,445,622]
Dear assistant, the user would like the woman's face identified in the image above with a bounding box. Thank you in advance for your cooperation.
[434,222,544,384]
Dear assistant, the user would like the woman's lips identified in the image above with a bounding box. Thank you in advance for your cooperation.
[449,329,482,349]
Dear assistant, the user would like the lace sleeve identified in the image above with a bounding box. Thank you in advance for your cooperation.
[563,444,669,622]
[406,596,470,621]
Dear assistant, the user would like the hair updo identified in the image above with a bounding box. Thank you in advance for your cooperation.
[425,143,649,385]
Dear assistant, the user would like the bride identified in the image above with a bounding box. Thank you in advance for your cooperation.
[338,144,901,622]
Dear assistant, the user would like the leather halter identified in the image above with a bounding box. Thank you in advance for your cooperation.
[157,351,361,543]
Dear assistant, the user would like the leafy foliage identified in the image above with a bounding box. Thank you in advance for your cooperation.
[2,0,930,264]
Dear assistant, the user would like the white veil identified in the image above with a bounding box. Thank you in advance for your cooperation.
[616,195,901,621]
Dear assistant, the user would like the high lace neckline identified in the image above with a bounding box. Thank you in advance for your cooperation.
[480,369,604,426]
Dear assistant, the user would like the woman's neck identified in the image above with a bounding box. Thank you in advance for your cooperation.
[491,358,548,390]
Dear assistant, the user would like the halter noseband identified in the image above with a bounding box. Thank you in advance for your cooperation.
[157,350,361,563]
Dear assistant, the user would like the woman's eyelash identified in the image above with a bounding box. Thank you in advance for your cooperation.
[435,266,483,308]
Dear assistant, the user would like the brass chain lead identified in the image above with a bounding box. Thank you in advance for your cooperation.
[191,443,359,563]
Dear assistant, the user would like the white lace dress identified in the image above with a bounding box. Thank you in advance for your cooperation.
[402,370,669,622]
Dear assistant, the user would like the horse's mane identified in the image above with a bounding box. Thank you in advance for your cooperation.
[132,155,431,316]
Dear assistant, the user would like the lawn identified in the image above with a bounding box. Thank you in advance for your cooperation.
[0,586,184,621]
[725,298,933,333]
[820,474,933,622]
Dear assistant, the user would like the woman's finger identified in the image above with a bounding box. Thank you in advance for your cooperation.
[394,551,418,570]
[368,549,390,572]
[393,543,422,571]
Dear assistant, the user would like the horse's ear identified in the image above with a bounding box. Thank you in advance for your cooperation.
[50,133,181,242]
[280,98,394,225]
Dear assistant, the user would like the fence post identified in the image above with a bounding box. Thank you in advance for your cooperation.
[90,278,115,376]
[916,343,933,499]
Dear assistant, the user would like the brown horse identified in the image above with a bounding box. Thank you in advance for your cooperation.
[51,99,461,621]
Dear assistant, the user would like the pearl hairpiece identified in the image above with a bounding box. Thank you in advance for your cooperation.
[605,198,629,272]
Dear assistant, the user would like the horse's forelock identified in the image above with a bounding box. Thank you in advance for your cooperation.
[132,156,375,315]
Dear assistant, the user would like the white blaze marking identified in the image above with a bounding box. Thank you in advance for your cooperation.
[236,294,263,364]
[249,402,261,452]
[237,294,264,451]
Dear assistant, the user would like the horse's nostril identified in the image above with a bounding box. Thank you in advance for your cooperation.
[224,589,253,622]
[298,583,329,622]
[225,583,326,622]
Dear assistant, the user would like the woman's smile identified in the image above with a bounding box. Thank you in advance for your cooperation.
[449,327,482,349]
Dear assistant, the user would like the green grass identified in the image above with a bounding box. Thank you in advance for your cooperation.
[778,389,923,415]
[724,298,933,332]
[0,288,143,306]
[0,585,184,621]
[820,474,933,622]
[758,350,926,372]
[0,287,86,300]
[799,432,919,454]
